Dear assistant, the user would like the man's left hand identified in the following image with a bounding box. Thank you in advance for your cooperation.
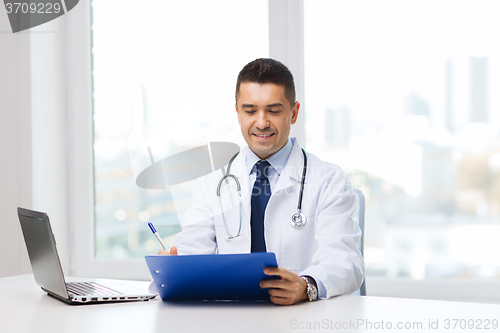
[260,267,308,305]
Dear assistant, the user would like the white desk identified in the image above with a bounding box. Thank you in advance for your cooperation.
[1,275,499,333]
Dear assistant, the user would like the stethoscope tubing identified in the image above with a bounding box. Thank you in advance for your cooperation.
[217,153,242,239]
[216,148,308,239]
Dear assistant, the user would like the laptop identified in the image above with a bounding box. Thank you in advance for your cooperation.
[17,207,157,304]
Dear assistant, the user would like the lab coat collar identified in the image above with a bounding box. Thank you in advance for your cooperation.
[283,138,304,182]
[272,138,304,194]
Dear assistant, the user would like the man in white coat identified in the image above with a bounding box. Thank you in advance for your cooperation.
[160,58,365,305]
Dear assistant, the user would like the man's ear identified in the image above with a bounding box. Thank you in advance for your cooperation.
[235,103,241,125]
[291,102,300,125]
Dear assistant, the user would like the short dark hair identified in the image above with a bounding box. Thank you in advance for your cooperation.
[235,58,296,108]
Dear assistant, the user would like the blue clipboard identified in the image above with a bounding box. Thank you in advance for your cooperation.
[145,252,278,301]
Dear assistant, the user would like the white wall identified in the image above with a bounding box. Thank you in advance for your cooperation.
[29,14,70,275]
[0,7,70,278]
[0,10,33,277]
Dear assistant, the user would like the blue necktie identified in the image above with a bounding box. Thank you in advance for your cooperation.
[251,160,271,252]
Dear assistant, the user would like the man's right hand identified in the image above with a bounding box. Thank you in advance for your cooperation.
[158,246,178,255]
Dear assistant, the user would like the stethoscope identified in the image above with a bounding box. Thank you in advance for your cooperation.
[216,149,308,239]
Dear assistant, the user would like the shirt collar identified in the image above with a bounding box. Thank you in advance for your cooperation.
[245,138,293,175]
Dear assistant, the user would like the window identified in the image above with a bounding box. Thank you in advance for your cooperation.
[304,0,500,281]
[92,0,269,260]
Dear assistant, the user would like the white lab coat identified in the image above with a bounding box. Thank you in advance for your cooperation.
[173,138,365,298]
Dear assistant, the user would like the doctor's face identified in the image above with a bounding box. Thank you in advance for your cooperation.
[235,82,299,160]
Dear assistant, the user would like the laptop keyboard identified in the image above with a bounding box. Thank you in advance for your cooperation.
[66,282,123,296]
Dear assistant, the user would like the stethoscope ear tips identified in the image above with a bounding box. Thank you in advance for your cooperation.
[291,212,307,228]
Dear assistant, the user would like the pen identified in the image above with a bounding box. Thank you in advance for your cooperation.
[148,222,167,250]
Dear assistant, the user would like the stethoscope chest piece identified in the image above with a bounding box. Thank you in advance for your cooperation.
[291,212,306,228]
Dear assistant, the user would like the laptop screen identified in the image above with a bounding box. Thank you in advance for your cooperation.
[17,207,69,299]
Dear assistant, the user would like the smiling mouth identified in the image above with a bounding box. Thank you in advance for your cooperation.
[253,133,274,138]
